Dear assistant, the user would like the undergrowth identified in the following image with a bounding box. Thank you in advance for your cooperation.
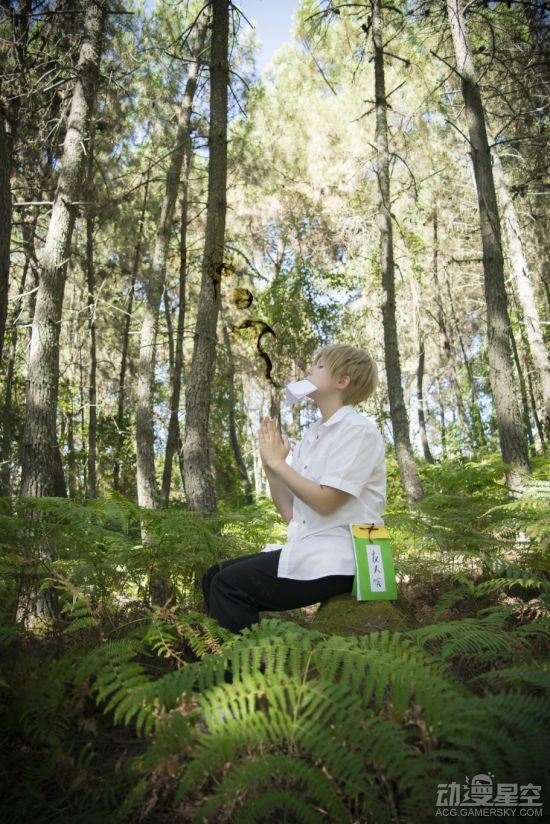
[0,454,548,822]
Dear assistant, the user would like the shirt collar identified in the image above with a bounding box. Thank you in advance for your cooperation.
[312,404,354,430]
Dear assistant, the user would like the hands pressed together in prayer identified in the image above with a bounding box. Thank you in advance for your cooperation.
[258,416,290,471]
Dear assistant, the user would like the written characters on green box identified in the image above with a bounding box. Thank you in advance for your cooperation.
[349,524,397,601]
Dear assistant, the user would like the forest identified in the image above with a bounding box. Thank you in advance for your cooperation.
[0,0,549,820]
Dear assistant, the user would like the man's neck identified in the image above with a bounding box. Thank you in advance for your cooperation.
[317,397,346,424]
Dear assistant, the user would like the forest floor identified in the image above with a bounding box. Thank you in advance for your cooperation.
[2,455,549,821]
[2,564,548,822]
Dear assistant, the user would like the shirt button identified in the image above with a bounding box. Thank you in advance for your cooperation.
[304,464,308,469]
[302,519,306,524]
[316,434,319,439]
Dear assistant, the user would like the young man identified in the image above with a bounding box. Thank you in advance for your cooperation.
[201,343,387,634]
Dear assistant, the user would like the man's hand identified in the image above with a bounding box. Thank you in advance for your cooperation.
[258,416,290,470]
[259,416,350,516]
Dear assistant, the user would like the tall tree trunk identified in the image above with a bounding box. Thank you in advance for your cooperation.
[164,287,175,382]
[113,174,150,493]
[431,206,475,454]
[533,217,550,316]
[113,278,134,493]
[490,139,550,439]
[136,15,207,513]
[16,0,106,625]
[416,341,434,463]
[446,0,530,488]
[410,277,434,462]
[2,211,42,493]
[514,299,546,450]
[437,378,447,458]
[85,131,97,497]
[372,0,424,502]
[444,267,486,448]
[0,98,11,367]
[509,326,534,449]
[78,345,87,496]
[0,9,23,367]
[22,184,42,343]
[161,147,192,506]
[222,319,253,504]
[0,256,30,494]
[20,0,107,498]
[183,0,229,514]
[66,406,78,499]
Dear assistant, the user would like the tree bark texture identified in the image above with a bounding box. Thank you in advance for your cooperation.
[509,326,534,448]
[410,277,434,463]
[20,0,107,498]
[136,14,207,511]
[515,305,546,449]
[113,174,150,493]
[416,342,434,463]
[490,141,550,438]
[0,11,21,369]
[443,261,486,448]
[438,378,447,458]
[183,0,229,514]
[446,0,530,487]
[372,0,424,502]
[86,135,97,497]
[0,99,11,367]
[161,149,192,506]
[0,257,30,494]
[222,319,253,504]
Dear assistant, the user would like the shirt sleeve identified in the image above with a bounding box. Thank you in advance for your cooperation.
[317,425,385,498]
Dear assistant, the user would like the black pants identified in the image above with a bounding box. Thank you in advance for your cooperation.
[201,549,354,634]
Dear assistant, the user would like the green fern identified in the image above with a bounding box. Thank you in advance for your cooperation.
[75,632,158,736]
[3,483,549,822]
[473,565,550,597]
[6,607,550,822]
[144,608,232,662]
[197,753,355,823]
[74,616,548,821]
[408,612,530,661]
[19,658,74,748]
[473,665,550,691]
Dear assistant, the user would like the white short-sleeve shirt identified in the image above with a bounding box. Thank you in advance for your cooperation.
[260,404,387,580]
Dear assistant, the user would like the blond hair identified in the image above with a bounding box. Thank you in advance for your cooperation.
[313,343,379,406]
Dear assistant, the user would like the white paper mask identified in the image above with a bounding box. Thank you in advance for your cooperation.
[284,379,318,406]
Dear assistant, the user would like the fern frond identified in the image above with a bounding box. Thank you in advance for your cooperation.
[474,573,549,596]
[73,614,549,822]
[195,753,353,824]
[19,659,74,748]
[433,584,472,620]
[309,629,467,727]
[174,609,233,658]
[473,665,550,691]
[475,691,550,781]
[233,788,329,824]
[175,676,398,811]
[408,614,528,661]
[164,622,464,818]
[145,608,232,662]
[75,633,156,734]
[514,616,550,640]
